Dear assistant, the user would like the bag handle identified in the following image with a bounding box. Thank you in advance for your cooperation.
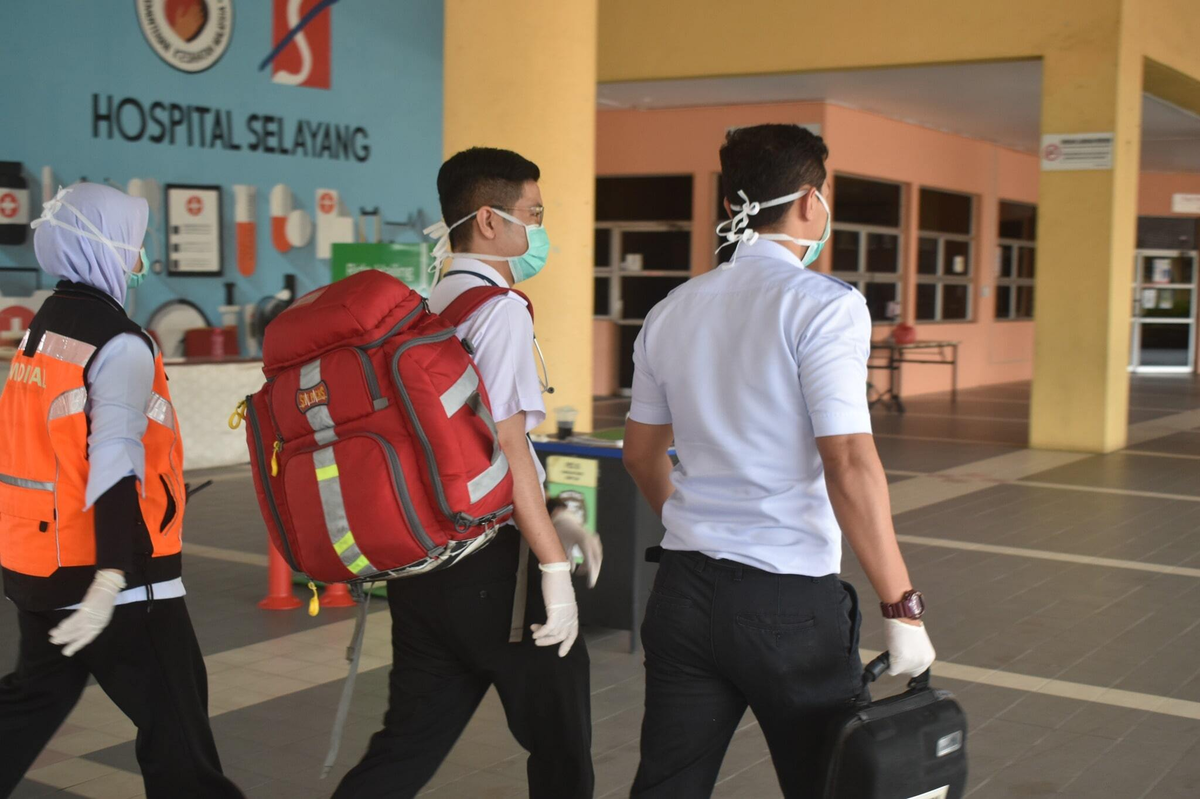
[861,651,932,693]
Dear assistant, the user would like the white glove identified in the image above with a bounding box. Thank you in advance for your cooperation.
[49,569,126,657]
[530,562,579,657]
[884,618,936,678]
[550,507,603,589]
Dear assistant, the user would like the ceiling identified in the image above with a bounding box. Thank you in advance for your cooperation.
[597,61,1200,172]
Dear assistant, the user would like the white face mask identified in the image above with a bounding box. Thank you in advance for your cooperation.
[715,188,831,268]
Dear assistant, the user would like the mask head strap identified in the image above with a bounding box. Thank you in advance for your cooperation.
[31,187,142,272]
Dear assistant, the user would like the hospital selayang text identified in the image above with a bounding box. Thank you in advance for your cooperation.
[90,94,371,162]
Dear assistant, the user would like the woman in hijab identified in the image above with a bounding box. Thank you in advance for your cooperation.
[0,183,243,798]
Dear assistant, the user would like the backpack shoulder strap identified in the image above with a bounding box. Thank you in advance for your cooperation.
[439,286,535,326]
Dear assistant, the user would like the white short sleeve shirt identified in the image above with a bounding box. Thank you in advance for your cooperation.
[629,239,873,576]
[429,259,547,486]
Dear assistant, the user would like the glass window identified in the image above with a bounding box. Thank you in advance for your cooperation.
[594,277,610,317]
[1137,216,1198,250]
[998,244,1014,278]
[995,286,1012,319]
[919,188,973,235]
[596,176,693,222]
[996,202,1036,321]
[943,239,971,276]
[917,191,974,322]
[1017,247,1036,279]
[621,230,691,271]
[865,233,900,273]
[834,175,902,227]
[1015,285,1034,318]
[916,284,937,320]
[942,285,970,320]
[830,179,903,324]
[833,229,859,273]
[998,201,1037,241]
[918,237,938,275]
[864,282,898,322]
[594,228,611,268]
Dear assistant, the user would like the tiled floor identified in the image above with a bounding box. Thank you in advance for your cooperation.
[7,377,1200,797]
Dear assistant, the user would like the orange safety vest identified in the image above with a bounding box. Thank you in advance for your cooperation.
[0,283,185,610]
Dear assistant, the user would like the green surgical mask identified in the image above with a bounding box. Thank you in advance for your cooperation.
[426,207,550,283]
[127,248,149,288]
[492,208,549,283]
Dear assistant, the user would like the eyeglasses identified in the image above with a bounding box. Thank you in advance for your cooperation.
[493,205,545,225]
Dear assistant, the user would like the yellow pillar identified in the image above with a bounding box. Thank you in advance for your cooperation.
[1029,20,1143,452]
[443,0,598,433]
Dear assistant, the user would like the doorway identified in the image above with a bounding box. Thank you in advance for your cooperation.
[1130,249,1197,372]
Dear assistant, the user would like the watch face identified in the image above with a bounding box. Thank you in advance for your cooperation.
[905,591,926,617]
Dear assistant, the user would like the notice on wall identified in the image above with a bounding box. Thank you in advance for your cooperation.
[1152,258,1173,284]
[1171,194,1200,214]
[166,185,223,275]
[330,243,434,296]
[1141,289,1157,310]
[1040,133,1114,171]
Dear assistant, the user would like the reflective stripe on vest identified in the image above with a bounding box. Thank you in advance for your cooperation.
[145,392,174,430]
[37,332,97,367]
[0,473,55,492]
[313,447,374,576]
[47,388,87,421]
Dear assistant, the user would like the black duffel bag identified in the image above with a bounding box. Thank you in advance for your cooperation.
[822,651,968,799]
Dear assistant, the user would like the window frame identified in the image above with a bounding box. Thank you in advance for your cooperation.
[916,189,976,323]
[995,200,1037,322]
[594,220,693,324]
[830,222,904,324]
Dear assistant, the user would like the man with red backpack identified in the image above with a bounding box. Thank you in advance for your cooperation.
[332,148,593,799]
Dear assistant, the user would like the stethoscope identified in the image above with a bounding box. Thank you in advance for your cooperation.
[443,270,555,395]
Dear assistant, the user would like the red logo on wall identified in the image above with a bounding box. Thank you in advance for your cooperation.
[186,196,204,216]
[0,193,18,219]
[269,0,333,90]
[318,192,336,214]
[1043,143,1062,162]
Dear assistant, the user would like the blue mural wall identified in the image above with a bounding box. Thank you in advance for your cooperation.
[0,0,443,328]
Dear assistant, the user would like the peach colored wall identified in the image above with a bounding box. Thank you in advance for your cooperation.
[1138,172,1200,215]
[596,102,826,275]
[593,319,619,397]
[595,101,1200,397]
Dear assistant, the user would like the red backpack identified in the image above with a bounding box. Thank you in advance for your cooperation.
[240,269,528,585]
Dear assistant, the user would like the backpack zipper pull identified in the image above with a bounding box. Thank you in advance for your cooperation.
[228,399,247,430]
[271,439,283,476]
[308,581,320,616]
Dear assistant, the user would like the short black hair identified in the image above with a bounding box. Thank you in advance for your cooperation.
[437,147,541,250]
[718,125,829,228]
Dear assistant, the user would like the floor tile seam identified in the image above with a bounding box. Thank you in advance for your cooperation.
[861,644,1200,723]
[896,534,1200,579]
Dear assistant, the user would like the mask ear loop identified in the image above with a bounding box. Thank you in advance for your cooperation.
[31,187,143,273]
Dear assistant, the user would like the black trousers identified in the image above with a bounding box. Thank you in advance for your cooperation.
[631,550,864,799]
[333,526,594,799]
[0,598,243,799]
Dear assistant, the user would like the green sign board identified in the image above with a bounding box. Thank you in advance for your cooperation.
[330,242,435,296]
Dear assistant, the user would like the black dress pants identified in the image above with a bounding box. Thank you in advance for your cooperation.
[0,598,243,799]
[333,526,594,799]
[631,550,864,799]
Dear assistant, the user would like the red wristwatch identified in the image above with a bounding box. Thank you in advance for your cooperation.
[881,590,925,620]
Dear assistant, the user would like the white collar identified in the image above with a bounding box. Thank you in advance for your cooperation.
[721,238,806,270]
[442,258,511,288]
